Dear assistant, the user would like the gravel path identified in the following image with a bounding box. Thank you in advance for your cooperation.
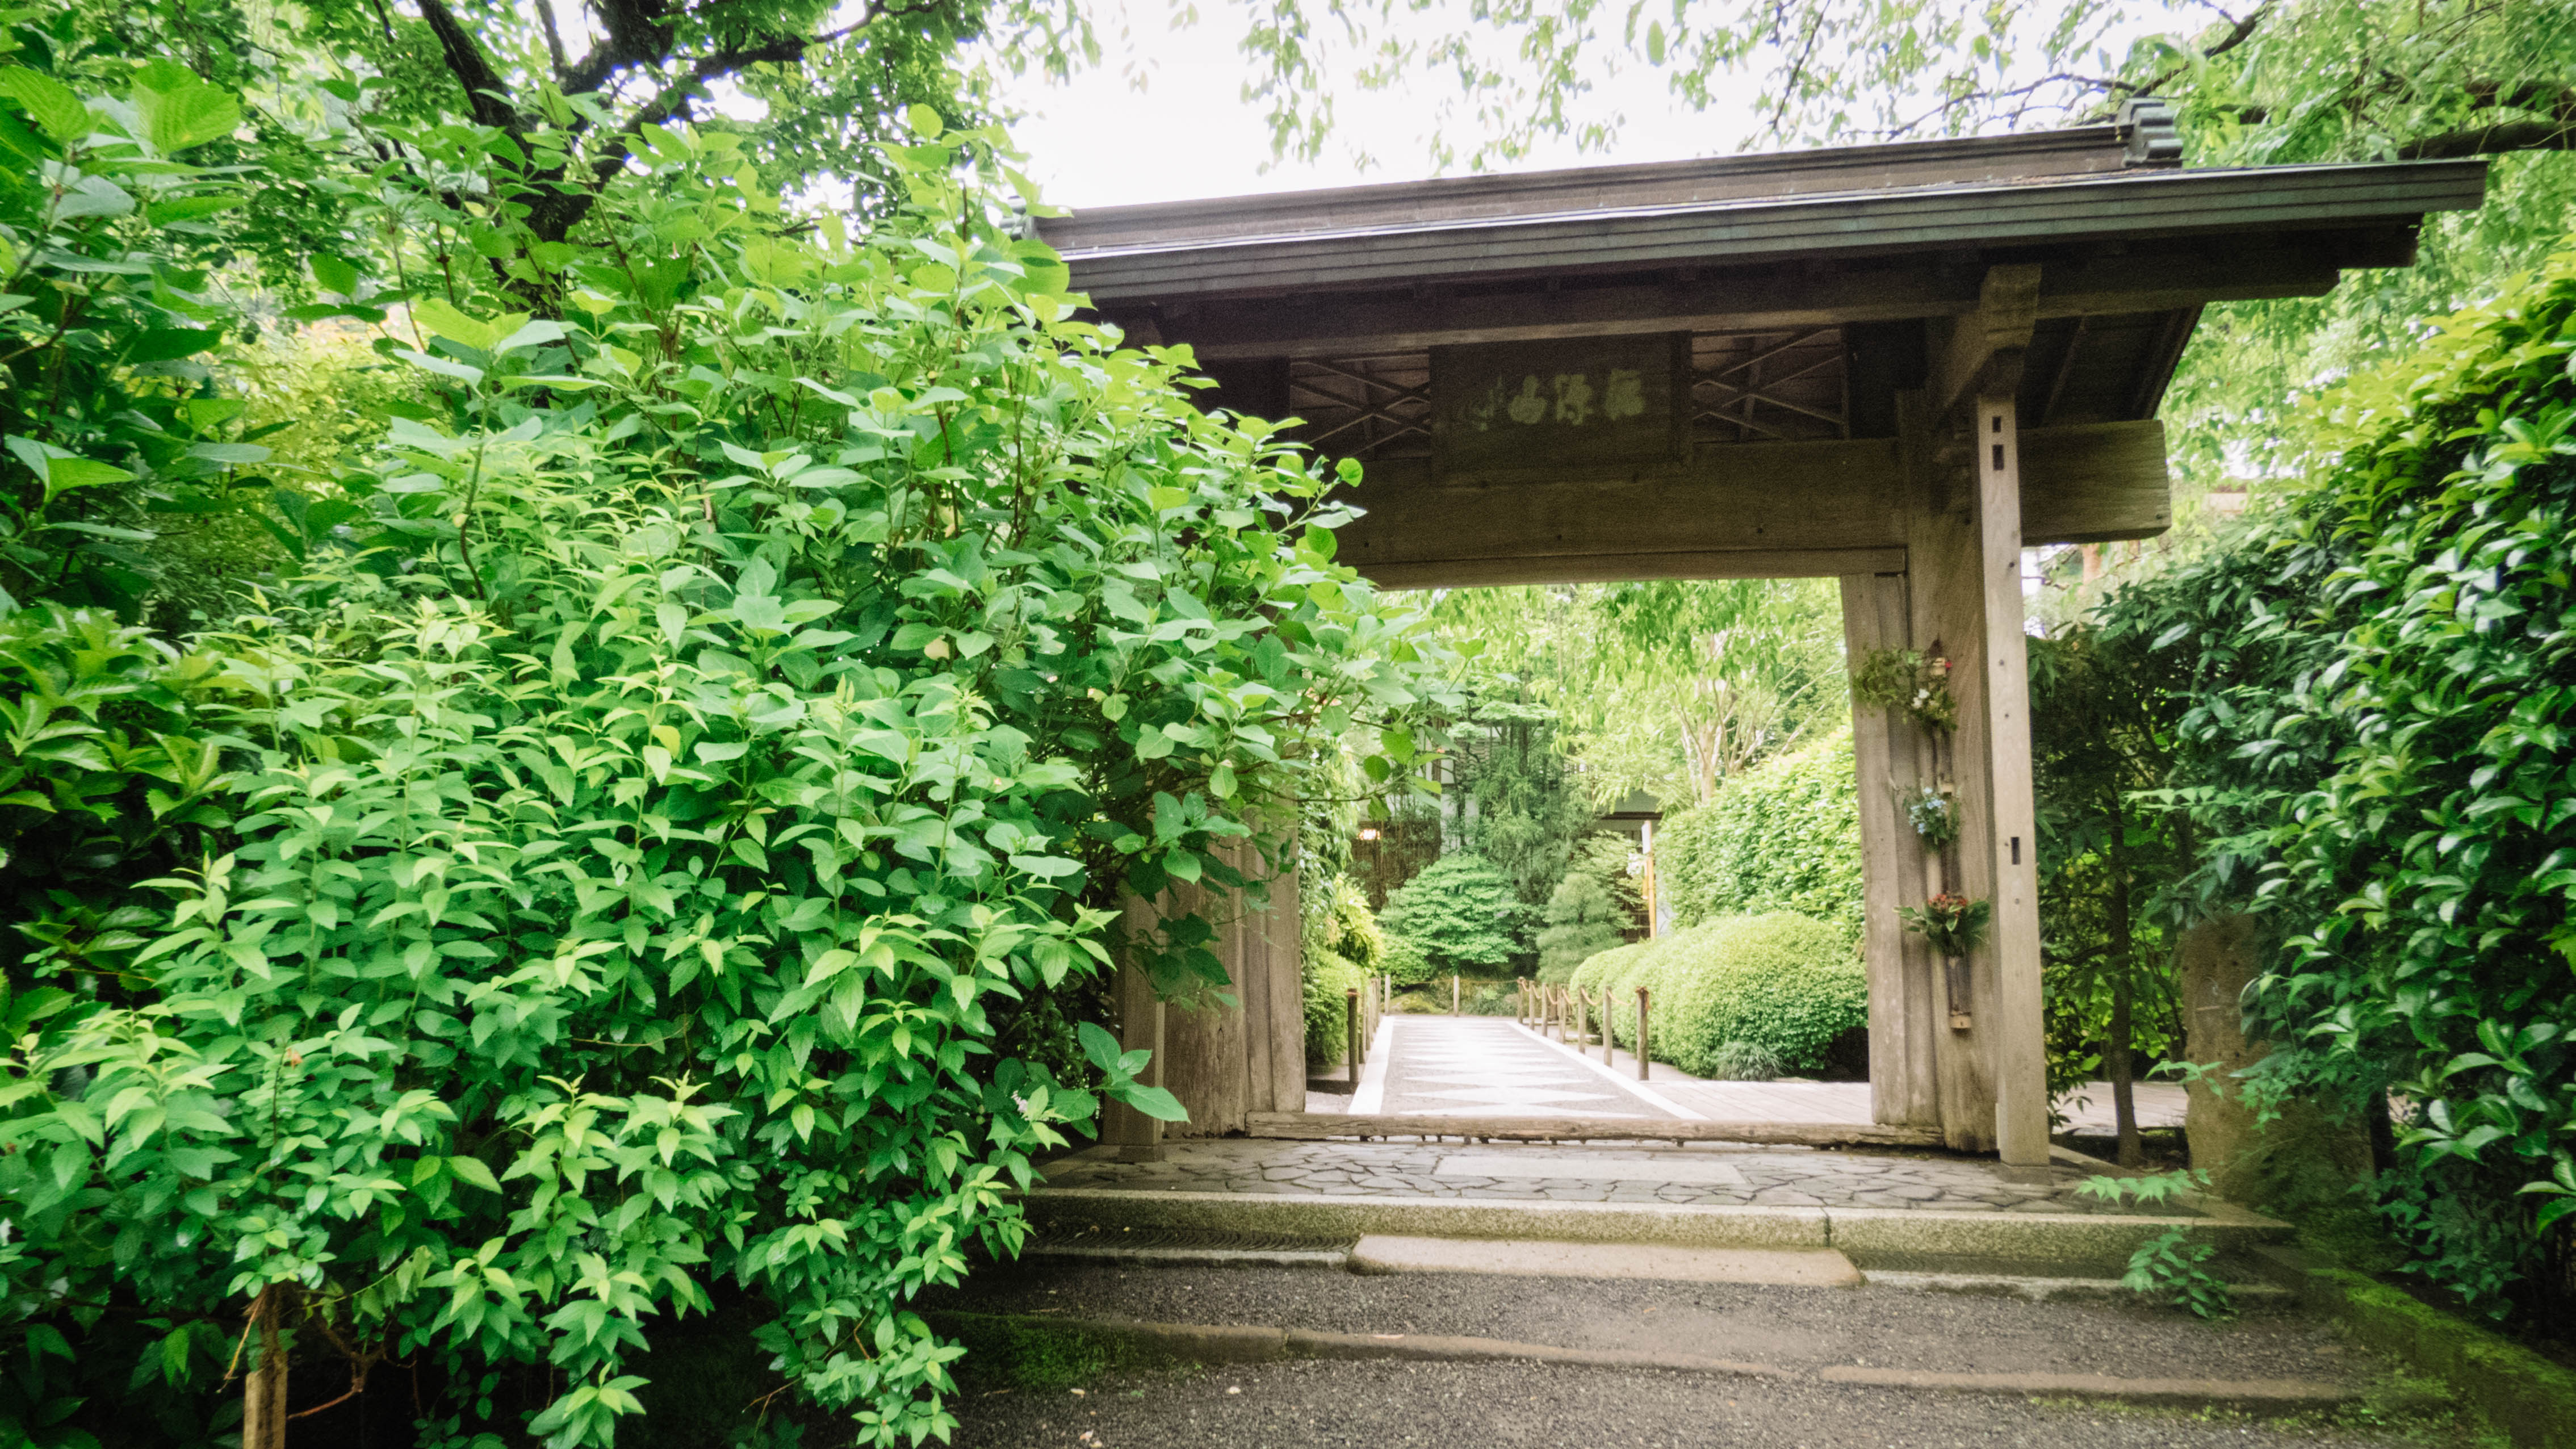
[950,1359,2437,1449]
[933,1262,2359,1383]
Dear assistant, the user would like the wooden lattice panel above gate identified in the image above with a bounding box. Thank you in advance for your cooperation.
[1273,328,1850,466]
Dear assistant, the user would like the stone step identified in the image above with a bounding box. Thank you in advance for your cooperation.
[1025,1222,1353,1270]
[1025,1184,2289,1267]
[1348,1235,1865,1286]
[932,1308,2359,1416]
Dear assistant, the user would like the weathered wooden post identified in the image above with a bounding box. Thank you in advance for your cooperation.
[1601,988,1614,1066]
[1451,974,1460,1016]
[1345,987,1362,1088]
[1635,986,1651,1081]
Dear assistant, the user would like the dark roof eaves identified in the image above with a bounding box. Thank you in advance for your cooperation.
[1062,159,2487,303]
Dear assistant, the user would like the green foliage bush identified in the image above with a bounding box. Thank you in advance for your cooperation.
[1535,868,1627,983]
[0,56,274,618]
[1302,878,1385,1065]
[2096,250,2576,1317]
[0,111,1441,1448]
[1300,947,1368,1065]
[1571,912,1861,1075]
[1656,730,1862,941]
[1379,929,1431,988]
[1379,852,1532,979]
[1708,1039,1785,1082]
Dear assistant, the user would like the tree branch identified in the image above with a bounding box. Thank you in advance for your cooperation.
[414,0,521,131]
[537,0,570,76]
[2399,118,2576,160]
[524,1,949,243]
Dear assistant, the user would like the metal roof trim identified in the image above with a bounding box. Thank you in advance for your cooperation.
[1037,127,2137,250]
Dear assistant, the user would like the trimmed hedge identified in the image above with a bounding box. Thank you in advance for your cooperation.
[1302,878,1385,1064]
[1569,912,1862,1076]
[1300,947,1369,1065]
[1657,730,1863,941]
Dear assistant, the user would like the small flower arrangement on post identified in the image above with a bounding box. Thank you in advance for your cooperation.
[1901,784,1960,848]
[1849,647,1958,732]
[1896,893,1991,958]
[1900,892,1991,1031]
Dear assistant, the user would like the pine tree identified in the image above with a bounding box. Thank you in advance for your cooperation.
[1536,870,1630,982]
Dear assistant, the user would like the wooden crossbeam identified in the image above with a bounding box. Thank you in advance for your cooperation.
[1335,420,2166,589]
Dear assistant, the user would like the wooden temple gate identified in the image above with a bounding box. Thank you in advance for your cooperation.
[1050,106,2485,1167]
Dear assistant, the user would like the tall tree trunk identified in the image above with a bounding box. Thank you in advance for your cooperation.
[2108,819,2142,1167]
[241,1284,292,1448]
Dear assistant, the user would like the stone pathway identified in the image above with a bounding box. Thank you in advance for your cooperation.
[1041,1137,2191,1216]
[1352,1016,2188,1134]
[1372,1016,1677,1119]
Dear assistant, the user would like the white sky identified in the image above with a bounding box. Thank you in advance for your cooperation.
[987,1,1771,210]
[984,2,2208,212]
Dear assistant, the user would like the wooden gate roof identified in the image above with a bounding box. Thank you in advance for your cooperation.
[1037,119,2485,587]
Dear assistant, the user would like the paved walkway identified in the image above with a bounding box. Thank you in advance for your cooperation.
[1041,1138,2190,1215]
[1342,1016,2187,1134]
[1363,1016,1685,1119]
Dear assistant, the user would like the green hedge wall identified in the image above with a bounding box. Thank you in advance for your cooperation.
[1568,912,1862,1075]
[1300,947,1369,1066]
[1656,729,1862,941]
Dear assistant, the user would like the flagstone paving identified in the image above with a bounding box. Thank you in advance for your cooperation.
[1040,1137,2190,1216]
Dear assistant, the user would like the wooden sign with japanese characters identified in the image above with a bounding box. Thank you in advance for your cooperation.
[1429,332,1691,476]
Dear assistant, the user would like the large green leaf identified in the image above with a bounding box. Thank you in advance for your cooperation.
[0,66,88,145]
[131,60,239,154]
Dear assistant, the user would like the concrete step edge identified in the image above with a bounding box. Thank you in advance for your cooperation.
[1026,1187,2286,1264]
[1861,1268,2297,1301]
[931,1309,2352,1413]
[1025,1243,1351,1270]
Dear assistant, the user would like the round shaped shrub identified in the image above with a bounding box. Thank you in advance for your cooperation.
[1654,912,1865,1075]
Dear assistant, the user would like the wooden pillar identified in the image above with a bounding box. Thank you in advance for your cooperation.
[1976,395,2050,1166]
[1885,262,2050,1164]
[1842,569,1939,1130]
[1900,391,1998,1153]
[1125,840,1306,1140]
[1103,948,1166,1161]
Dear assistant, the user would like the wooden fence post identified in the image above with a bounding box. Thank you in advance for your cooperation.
[1345,988,1361,1088]
[1451,974,1460,1016]
[1636,986,1651,1081]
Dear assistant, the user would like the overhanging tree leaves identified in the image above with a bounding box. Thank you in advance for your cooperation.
[0,108,1445,1447]
[2096,250,2576,1318]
